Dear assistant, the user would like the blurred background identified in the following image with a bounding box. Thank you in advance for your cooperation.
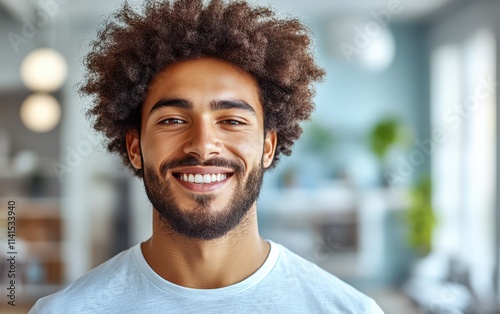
[0,0,498,313]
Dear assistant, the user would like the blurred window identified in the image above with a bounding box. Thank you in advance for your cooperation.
[431,29,496,299]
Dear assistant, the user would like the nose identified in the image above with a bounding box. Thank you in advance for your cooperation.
[182,119,222,160]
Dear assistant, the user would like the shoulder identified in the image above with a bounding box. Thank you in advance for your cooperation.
[30,245,139,314]
[274,242,357,291]
[271,242,384,313]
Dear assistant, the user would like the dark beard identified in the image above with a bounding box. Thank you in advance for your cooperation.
[142,156,264,240]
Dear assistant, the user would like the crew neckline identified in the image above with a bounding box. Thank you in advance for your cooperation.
[132,240,280,298]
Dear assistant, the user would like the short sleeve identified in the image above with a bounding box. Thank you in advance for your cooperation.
[28,304,37,314]
[369,299,386,314]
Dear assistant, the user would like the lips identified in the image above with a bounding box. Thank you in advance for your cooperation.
[171,166,234,192]
[176,173,228,184]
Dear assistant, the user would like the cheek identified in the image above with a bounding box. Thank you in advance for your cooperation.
[140,133,179,165]
[224,134,264,165]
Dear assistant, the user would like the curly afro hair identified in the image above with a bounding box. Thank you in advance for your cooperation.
[80,0,325,177]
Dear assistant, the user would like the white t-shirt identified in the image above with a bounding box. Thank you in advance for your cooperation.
[30,241,384,313]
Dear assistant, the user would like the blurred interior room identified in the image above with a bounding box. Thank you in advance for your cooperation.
[0,0,499,313]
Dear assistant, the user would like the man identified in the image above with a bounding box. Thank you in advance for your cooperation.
[30,0,384,313]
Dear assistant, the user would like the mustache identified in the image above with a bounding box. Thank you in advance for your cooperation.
[160,156,243,175]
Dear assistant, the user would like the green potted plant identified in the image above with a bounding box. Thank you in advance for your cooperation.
[406,174,437,256]
[368,116,410,186]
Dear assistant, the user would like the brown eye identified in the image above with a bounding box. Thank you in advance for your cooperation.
[219,120,244,125]
[161,118,185,124]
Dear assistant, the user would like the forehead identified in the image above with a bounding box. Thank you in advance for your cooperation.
[143,58,262,116]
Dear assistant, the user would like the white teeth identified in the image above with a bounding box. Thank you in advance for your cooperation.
[178,173,229,184]
[203,174,211,183]
[194,174,203,183]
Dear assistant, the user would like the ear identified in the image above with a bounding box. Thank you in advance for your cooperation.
[126,129,142,170]
[263,130,277,169]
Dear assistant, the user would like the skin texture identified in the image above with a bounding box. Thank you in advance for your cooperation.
[126,57,277,288]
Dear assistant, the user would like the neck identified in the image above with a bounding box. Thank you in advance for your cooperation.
[141,206,270,289]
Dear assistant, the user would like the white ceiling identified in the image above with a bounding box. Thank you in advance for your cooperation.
[255,0,452,20]
[1,0,453,22]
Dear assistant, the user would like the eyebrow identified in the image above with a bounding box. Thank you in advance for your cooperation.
[148,98,256,116]
[210,99,256,115]
[149,99,192,116]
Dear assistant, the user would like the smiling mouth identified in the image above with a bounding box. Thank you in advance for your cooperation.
[173,173,234,184]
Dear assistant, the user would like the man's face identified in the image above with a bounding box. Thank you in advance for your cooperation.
[126,58,276,240]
